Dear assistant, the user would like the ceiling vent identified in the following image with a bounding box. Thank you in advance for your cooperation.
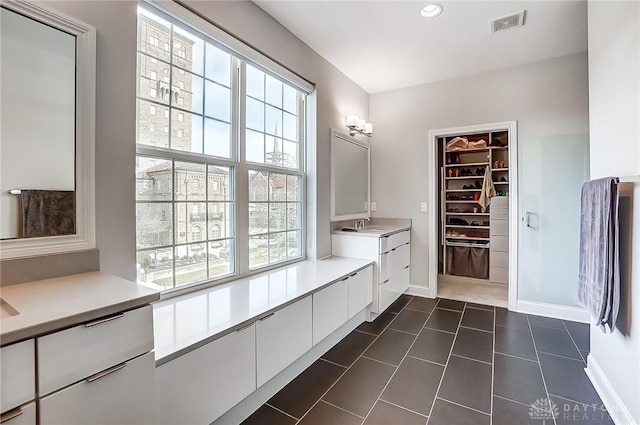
[490,10,526,33]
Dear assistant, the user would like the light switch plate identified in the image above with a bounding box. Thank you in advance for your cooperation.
[371,202,377,212]
[420,202,428,212]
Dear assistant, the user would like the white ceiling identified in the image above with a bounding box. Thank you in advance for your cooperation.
[254,1,587,94]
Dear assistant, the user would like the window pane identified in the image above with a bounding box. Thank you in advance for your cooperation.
[136,203,173,249]
[246,65,264,101]
[287,203,300,230]
[265,137,283,167]
[137,53,169,105]
[136,157,172,201]
[246,97,264,132]
[175,243,207,287]
[209,239,233,278]
[137,248,174,290]
[286,175,300,201]
[249,236,268,269]
[205,81,231,122]
[287,230,302,258]
[269,232,286,263]
[283,112,298,142]
[249,203,268,235]
[269,203,286,232]
[137,9,171,61]
[283,140,298,169]
[205,43,231,87]
[270,173,287,201]
[174,162,206,201]
[175,202,206,244]
[170,110,203,154]
[283,85,298,115]
[246,130,264,164]
[137,99,169,148]
[207,165,232,200]
[265,105,282,137]
[265,74,282,108]
[249,170,268,202]
[172,26,204,75]
[172,67,203,114]
[204,119,231,158]
[208,202,233,239]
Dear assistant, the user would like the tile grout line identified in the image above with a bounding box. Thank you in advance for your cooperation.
[405,354,446,367]
[562,321,589,364]
[494,351,539,364]
[425,301,468,424]
[436,397,491,417]
[265,403,300,421]
[434,306,465,313]
[354,329,379,337]
[359,300,436,424]
[536,350,585,363]
[360,355,400,369]
[377,399,429,419]
[526,315,558,425]
[493,394,552,411]
[318,357,348,369]
[319,400,365,420]
[293,300,403,425]
[386,327,420,337]
[450,353,493,366]
[490,305,496,425]
[423,325,457,335]
[459,324,494,334]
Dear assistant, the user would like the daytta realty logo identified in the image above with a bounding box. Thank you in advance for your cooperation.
[529,398,559,423]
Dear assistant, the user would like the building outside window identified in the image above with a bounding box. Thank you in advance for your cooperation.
[136,7,307,292]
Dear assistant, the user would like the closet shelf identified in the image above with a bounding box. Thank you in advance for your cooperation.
[494,181,509,185]
[446,242,490,249]
[445,225,490,229]
[445,200,480,203]
[445,236,489,241]
[446,189,481,192]
[445,147,489,154]
[445,212,489,216]
[445,176,485,180]
[445,162,489,168]
[492,168,509,172]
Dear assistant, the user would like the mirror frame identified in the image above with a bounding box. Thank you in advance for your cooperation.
[0,0,96,259]
[330,129,371,221]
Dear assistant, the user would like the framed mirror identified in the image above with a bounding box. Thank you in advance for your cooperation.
[331,129,370,221]
[0,0,95,259]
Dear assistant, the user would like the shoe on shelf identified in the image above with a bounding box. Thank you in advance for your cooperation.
[476,168,484,176]
[474,180,482,188]
[500,176,508,182]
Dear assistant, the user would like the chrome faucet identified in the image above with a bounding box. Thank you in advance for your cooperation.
[355,217,371,230]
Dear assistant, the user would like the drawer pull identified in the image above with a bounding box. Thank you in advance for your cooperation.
[0,407,23,424]
[349,273,357,277]
[236,322,254,332]
[380,279,390,285]
[404,265,410,269]
[86,362,127,383]
[85,313,125,328]
[259,312,275,321]
[340,277,349,282]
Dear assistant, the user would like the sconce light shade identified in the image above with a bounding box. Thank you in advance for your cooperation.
[346,114,359,127]
[364,122,373,135]
[345,114,373,137]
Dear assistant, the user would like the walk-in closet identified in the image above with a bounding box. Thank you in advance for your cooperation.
[437,129,510,306]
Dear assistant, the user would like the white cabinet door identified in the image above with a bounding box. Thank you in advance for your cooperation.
[348,266,373,319]
[313,279,349,345]
[257,296,312,387]
[39,352,156,425]
[0,340,35,413]
[156,324,256,425]
[378,278,397,313]
[0,402,36,425]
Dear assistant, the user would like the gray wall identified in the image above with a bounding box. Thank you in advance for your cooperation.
[369,53,590,295]
[4,0,369,281]
[587,1,640,422]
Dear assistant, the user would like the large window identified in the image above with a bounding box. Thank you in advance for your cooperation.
[136,7,306,292]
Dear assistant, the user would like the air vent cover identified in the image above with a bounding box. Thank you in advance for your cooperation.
[491,10,526,33]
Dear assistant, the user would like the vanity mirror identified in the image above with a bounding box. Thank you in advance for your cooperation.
[0,0,95,259]
[331,129,370,221]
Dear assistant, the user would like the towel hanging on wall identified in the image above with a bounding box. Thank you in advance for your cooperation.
[577,177,620,333]
[20,190,75,238]
[478,166,496,212]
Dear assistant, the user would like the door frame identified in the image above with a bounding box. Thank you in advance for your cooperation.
[427,121,518,311]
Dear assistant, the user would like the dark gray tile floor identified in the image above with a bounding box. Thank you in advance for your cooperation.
[242,296,613,425]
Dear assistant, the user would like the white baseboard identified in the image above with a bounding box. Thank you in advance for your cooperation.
[585,354,637,425]
[516,300,590,323]
[406,285,433,298]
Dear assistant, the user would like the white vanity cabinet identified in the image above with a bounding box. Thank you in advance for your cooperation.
[313,279,349,345]
[348,265,373,318]
[333,229,411,316]
[0,340,36,425]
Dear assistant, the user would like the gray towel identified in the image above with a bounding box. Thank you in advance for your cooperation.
[21,190,75,238]
[577,178,620,333]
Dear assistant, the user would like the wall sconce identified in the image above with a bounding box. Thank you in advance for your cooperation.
[346,114,373,137]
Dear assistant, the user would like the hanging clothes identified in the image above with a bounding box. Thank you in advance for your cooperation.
[478,166,496,212]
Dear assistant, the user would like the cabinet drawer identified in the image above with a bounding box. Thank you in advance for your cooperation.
[377,278,396,314]
[348,266,373,319]
[379,251,391,283]
[490,219,509,236]
[490,266,509,284]
[394,243,411,268]
[491,196,509,208]
[156,324,256,425]
[0,340,35,414]
[0,402,35,425]
[490,207,509,220]
[380,230,410,253]
[490,235,509,252]
[313,278,349,345]
[257,296,312,387]
[40,352,156,425]
[490,251,509,268]
[38,305,154,396]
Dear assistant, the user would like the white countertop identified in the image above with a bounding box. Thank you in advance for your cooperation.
[154,256,373,365]
[0,272,160,346]
[330,223,411,238]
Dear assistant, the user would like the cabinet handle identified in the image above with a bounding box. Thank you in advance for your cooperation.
[380,279,390,285]
[404,265,410,269]
[391,248,397,252]
[340,276,349,282]
[236,322,254,332]
[86,362,127,383]
[259,312,275,321]
[1,407,23,424]
[85,313,125,327]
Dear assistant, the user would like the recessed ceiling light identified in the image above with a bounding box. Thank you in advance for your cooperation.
[420,4,443,18]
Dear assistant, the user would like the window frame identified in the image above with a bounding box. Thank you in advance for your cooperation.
[136,4,309,296]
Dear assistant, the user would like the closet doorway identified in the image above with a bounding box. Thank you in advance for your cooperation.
[427,122,518,309]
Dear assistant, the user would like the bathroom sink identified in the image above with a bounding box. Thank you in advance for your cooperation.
[0,298,19,319]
